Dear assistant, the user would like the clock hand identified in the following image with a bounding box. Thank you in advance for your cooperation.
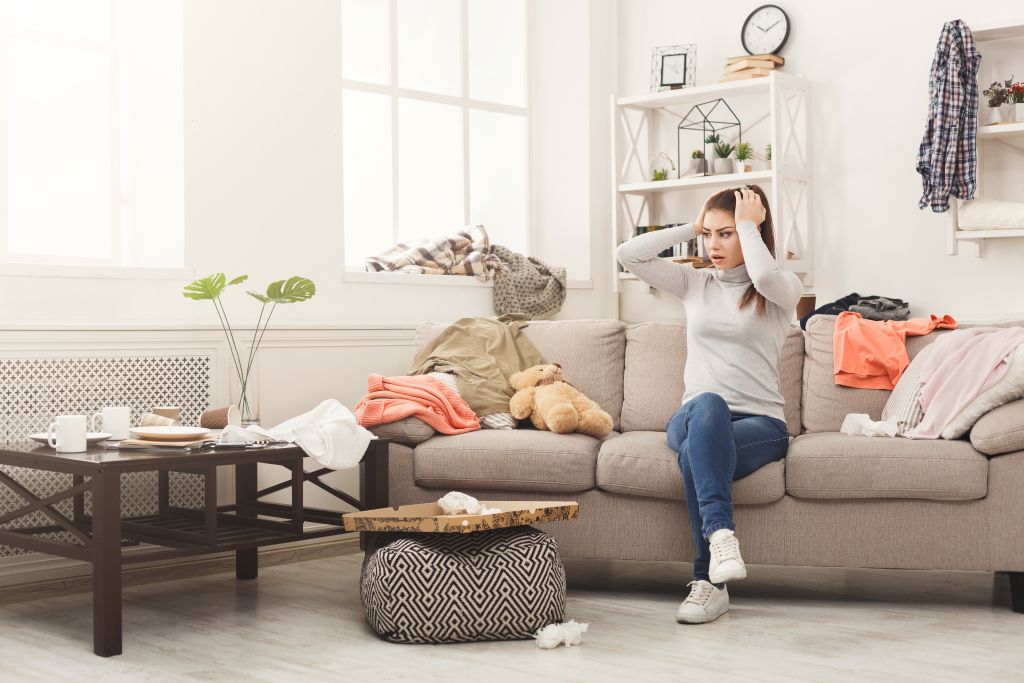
[757,24,766,32]
[766,20,780,31]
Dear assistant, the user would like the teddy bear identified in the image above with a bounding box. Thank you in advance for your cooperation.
[508,363,613,439]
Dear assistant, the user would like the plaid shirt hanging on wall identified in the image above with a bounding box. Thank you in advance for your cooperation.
[916,19,981,213]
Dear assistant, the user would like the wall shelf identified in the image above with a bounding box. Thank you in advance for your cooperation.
[611,71,813,293]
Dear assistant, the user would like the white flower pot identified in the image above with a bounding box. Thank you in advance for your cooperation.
[989,106,1004,124]
[688,158,706,175]
[713,157,732,174]
[1016,102,1024,123]
[734,160,752,173]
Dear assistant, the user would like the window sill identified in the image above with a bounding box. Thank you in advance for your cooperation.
[0,263,195,280]
[343,269,592,289]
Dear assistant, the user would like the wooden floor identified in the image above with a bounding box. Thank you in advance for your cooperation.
[1,548,1021,681]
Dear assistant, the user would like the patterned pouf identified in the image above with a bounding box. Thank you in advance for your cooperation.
[360,525,566,644]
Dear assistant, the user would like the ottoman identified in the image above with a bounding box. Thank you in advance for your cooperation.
[360,526,566,644]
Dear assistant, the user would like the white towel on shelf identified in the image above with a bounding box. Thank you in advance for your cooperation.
[958,196,1024,231]
[219,399,376,470]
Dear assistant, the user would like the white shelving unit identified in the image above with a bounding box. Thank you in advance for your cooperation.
[948,23,1024,257]
[611,71,813,292]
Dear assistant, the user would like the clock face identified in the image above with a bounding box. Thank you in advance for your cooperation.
[742,4,789,55]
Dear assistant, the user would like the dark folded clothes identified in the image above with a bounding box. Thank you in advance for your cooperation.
[800,292,860,330]
[850,295,910,321]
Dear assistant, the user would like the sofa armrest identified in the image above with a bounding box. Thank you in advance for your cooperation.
[367,417,436,447]
[970,399,1024,456]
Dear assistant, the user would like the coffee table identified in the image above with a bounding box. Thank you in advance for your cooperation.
[0,437,390,657]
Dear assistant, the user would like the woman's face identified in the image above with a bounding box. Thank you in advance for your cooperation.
[702,209,744,270]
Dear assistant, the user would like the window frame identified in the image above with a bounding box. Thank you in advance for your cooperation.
[340,0,536,283]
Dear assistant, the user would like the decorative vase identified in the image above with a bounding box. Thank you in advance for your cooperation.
[688,158,706,175]
[989,106,1003,124]
[713,157,732,174]
[734,160,752,173]
[233,380,260,427]
[1016,102,1024,123]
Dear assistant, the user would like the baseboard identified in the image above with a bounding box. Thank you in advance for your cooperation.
[0,530,362,606]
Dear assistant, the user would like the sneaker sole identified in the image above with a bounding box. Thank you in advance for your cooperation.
[676,607,728,624]
[708,564,747,584]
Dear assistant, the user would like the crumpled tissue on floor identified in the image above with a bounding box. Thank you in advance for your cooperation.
[535,620,589,649]
[840,413,900,437]
[437,491,501,515]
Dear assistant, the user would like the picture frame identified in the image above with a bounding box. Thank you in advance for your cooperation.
[651,44,697,92]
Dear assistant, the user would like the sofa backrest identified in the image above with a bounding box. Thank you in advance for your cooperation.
[619,322,805,436]
[801,314,1024,433]
[413,319,626,431]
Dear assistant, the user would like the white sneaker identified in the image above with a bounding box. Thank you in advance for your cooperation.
[676,580,729,624]
[708,528,747,583]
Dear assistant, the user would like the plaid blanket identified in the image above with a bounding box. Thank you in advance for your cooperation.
[365,225,503,282]
[916,20,981,213]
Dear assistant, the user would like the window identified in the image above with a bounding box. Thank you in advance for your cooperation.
[0,0,185,269]
[341,0,530,270]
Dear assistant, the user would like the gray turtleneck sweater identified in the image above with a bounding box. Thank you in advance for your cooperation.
[615,221,802,424]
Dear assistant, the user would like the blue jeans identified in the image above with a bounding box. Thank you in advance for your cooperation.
[666,392,789,583]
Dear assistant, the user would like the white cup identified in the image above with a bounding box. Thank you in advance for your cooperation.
[91,406,131,441]
[47,415,88,453]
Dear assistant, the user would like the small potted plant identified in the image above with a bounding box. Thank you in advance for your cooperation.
[1012,82,1024,123]
[712,140,735,175]
[734,142,753,173]
[649,151,676,181]
[688,149,706,175]
[983,77,1013,124]
[764,143,772,170]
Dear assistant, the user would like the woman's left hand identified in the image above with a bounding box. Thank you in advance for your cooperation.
[734,188,766,228]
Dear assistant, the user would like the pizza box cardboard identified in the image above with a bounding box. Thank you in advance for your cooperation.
[342,500,579,533]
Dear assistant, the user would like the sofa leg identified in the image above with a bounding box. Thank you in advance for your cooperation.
[1011,572,1024,614]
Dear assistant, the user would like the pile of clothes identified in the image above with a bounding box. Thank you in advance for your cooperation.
[354,313,546,436]
[365,225,567,320]
[800,292,910,329]
[835,311,1024,440]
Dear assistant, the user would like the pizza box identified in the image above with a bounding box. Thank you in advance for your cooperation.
[342,500,579,533]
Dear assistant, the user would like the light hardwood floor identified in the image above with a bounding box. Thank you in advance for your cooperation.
[0,548,1021,682]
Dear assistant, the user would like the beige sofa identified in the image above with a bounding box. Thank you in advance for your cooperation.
[376,316,1024,612]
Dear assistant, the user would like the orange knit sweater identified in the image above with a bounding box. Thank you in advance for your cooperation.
[833,311,958,389]
[354,374,480,434]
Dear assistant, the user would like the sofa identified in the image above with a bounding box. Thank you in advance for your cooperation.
[374,316,1024,612]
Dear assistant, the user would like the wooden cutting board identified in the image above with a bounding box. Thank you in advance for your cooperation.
[342,500,579,533]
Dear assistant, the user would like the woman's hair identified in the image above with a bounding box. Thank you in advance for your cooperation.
[702,184,775,319]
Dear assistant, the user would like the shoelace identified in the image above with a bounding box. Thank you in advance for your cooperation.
[710,534,742,563]
[683,580,713,606]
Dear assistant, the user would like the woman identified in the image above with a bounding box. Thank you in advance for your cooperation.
[615,186,802,624]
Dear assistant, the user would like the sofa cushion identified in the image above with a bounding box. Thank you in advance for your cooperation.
[596,430,786,505]
[367,416,436,446]
[802,315,1024,433]
[785,432,988,500]
[620,322,804,436]
[415,319,626,432]
[413,428,614,493]
[970,399,1024,456]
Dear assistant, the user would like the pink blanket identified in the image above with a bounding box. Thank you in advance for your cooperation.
[354,374,480,435]
[903,327,1024,439]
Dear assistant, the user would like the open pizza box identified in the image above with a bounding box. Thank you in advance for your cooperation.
[342,500,579,533]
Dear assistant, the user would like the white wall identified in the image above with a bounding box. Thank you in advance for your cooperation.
[616,0,1024,323]
[0,0,614,327]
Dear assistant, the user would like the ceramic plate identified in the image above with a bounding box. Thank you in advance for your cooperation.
[28,432,112,445]
[129,426,210,441]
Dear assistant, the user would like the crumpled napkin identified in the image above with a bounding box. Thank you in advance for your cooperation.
[840,413,900,437]
[535,620,589,649]
[437,491,501,515]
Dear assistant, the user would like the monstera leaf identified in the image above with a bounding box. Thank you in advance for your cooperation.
[183,273,248,300]
[248,276,316,304]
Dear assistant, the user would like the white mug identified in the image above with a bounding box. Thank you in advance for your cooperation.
[91,406,131,441]
[47,415,88,453]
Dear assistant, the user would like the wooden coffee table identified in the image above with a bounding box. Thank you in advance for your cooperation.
[0,437,390,657]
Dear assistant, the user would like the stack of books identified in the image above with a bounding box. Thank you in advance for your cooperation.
[720,53,784,82]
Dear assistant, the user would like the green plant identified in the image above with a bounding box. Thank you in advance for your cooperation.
[704,133,721,145]
[764,143,772,161]
[735,142,753,161]
[984,76,1013,107]
[183,274,317,423]
[713,141,735,159]
[652,168,669,181]
[691,149,704,159]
